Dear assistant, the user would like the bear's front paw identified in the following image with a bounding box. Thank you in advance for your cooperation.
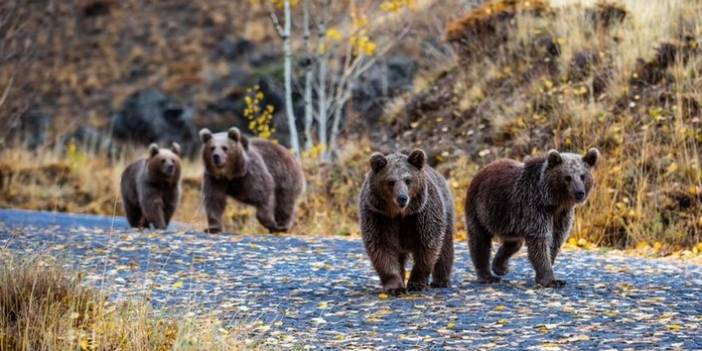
[430,280,451,289]
[407,281,429,291]
[491,263,509,276]
[477,274,502,284]
[383,278,405,296]
[537,279,566,288]
[387,287,407,296]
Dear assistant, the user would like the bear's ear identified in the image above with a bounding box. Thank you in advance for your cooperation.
[171,142,181,156]
[240,134,249,150]
[408,149,426,169]
[228,127,249,149]
[583,147,599,167]
[199,129,213,143]
[227,127,241,142]
[369,153,387,172]
[148,143,160,157]
[546,149,563,168]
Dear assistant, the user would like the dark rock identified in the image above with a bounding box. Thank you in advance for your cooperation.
[352,56,418,124]
[249,48,282,68]
[8,107,51,150]
[587,2,627,30]
[111,89,198,156]
[81,0,112,17]
[214,38,254,61]
[569,51,600,82]
[632,38,699,87]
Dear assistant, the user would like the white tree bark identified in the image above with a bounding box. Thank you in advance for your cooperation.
[317,17,328,160]
[283,0,301,157]
[302,0,314,150]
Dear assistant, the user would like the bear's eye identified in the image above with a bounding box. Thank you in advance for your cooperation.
[210,146,215,151]
[222,146,229,152]
[161,159,166,164]
[404,178,412,185]
[580,174,586,181]
[564,175,572,182]
[387,180,396,187]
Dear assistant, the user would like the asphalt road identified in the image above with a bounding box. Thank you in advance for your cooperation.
[1,209,701,350]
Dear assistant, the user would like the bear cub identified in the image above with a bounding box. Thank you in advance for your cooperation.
[359,149,455,295]
[465,148,599,288]
[199,127,305,233]
[121,143,182,229]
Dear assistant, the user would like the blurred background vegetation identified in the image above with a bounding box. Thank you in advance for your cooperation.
[0,0,700,254]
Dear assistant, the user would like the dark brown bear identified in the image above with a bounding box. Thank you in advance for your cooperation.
[199,127,305,233]
[121,143,182,229]
[359,149,455,295]
[465,148,599,288]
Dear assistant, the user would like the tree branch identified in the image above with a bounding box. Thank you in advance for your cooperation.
[0,75,13,110]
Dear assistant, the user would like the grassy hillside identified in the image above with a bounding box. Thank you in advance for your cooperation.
[386,0,702,250]
[0,0,701,255]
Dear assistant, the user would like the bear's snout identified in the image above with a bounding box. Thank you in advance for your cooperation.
[164,163,176,175]
[212,154,224,167]
[575,190,586,201]
[396,194,409,208]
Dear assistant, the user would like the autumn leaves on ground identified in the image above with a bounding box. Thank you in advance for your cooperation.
[1,0,702,349]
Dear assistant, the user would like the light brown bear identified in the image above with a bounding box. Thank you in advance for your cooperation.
[120,143,182,229]
[359,149,455,295]
[465,148,599,288]
[199,127,305,233]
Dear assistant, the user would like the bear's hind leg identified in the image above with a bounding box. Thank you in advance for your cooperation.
[273,188,297,232]
[492,239,523,276]
[467,218,500,283]
[256,200,285,233]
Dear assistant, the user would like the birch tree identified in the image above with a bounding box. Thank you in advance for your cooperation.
[269,0,302,157]
[268,0,413,161]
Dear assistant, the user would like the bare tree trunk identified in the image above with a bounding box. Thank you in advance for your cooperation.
[302,0,314,150]
[283,0,301,157]
[329,92,351,159]
[317,16,328,160]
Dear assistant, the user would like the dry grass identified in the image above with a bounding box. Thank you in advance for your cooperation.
[386,0,702,251]
[0,255,245,351]
[0,138,370,237]
[1,0,701,254]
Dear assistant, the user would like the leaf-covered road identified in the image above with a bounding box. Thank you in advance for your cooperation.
[1,209,701,350]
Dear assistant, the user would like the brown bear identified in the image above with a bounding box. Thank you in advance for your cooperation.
[120,143,182,229]
[199,127,305,233]
[359,149,455,295]
[465,148,599,288]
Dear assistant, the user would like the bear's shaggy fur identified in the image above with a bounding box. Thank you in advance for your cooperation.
[465,148,599,288]
[359,149,455,295]
[121,143,182,229]
[199,127,305,233]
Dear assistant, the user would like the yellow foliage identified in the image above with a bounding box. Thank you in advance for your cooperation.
[326,28,343,42]
[269,0,299,9]
[352,35,377,56]
[243,85,276,140]
[380,0,415,13]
